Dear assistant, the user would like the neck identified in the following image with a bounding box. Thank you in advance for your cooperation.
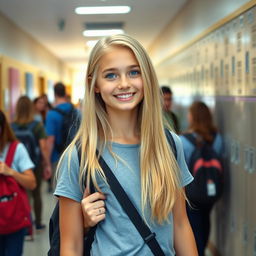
[107,109,140,144]
[55,97,67,105]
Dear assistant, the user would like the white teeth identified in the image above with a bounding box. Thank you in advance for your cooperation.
[116,93,133,99]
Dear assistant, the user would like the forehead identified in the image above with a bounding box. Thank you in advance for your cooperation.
[98,46,139,70]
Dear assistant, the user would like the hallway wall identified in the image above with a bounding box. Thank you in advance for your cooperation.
[0,10,71,80]
[0,11,73,114]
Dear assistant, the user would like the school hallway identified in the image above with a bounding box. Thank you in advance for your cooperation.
[1,0,256,255]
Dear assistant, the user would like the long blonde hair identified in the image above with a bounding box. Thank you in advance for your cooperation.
[59,34,182,223]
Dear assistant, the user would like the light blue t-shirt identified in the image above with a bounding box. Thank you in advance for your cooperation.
[54,132,193,256]
[0,143,35,172]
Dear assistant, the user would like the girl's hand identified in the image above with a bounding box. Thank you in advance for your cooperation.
[0,161,14,176]
[81,188,106,229]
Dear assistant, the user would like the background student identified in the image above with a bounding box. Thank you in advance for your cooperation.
[179,101,223,256]
[12,96,51,230]
[161,86,180,133]
[0,110,36,256]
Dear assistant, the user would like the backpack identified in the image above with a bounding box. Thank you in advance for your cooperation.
[0,141,32,234]
[183,133,223,207]
[48,129,177,256]
[52,105,80,153]
[11,121,40,165]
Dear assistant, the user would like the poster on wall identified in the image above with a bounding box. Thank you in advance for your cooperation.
[9,67,20,120]
[25,72,34,99]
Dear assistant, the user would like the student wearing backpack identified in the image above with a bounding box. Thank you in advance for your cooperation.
[12,96,52,230]
[0,110,36,256]
[53,34,198,256]
[179,101,223,256]
[45,82,80,192]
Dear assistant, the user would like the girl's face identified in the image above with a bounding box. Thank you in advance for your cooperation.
[95,46,144,115]
[35,98,46,112]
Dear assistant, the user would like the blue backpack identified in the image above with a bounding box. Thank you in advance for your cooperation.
[11,121,41,166]
[52,105,80,153]
[183,133,224,207]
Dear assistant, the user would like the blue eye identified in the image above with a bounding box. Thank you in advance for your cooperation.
[105,73,117,80]
[129,70,140,77]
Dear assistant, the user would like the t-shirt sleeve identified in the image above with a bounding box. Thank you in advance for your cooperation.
[34,122,47,140]
[171,132,193,187]
[54,147,83,202]
[12,143,35,173]
[179,135,195,164]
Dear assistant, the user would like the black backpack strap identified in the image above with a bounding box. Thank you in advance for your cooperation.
[164,128,177,159]
[98,156,165,256]
[53,105,75,116]
[27,120,38,130]
[52,107,67,116]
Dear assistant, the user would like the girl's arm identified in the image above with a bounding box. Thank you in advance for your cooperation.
[59,196,84,256]
[173,189,198,256]
[39,138,52,179]
[0,162,36,190]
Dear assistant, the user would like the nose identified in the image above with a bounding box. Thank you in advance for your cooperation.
[118,74,130,89]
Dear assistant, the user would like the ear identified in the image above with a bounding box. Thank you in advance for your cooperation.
[88,75,100,93]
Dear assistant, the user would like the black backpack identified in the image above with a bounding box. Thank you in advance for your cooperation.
[184,133,224,207]
[52,105,80,153]
[48,129,177,256]
[11,121,40,165]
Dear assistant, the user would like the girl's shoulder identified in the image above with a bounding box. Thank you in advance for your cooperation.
[58,145,80,171]
[167,130,185,154]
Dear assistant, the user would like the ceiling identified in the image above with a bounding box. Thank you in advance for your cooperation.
[0,0,187,70]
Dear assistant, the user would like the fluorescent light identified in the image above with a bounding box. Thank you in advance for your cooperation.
[86,40,98,47]
[75,6,131,15]
[83,29,124,37]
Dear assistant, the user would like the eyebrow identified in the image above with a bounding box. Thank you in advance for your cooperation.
[102,65,140,74]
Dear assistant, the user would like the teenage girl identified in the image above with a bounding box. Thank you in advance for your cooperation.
[0,110,36,256]
[13,96,52,230]
[55,34,198,256]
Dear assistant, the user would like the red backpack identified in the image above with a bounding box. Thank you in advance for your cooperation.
[0,141,32,234]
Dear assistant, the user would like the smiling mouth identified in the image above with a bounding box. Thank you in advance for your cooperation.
[114,93,135,100]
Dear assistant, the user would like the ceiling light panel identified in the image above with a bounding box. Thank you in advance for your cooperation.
[83,29,124,37]
[75,6,131,15]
